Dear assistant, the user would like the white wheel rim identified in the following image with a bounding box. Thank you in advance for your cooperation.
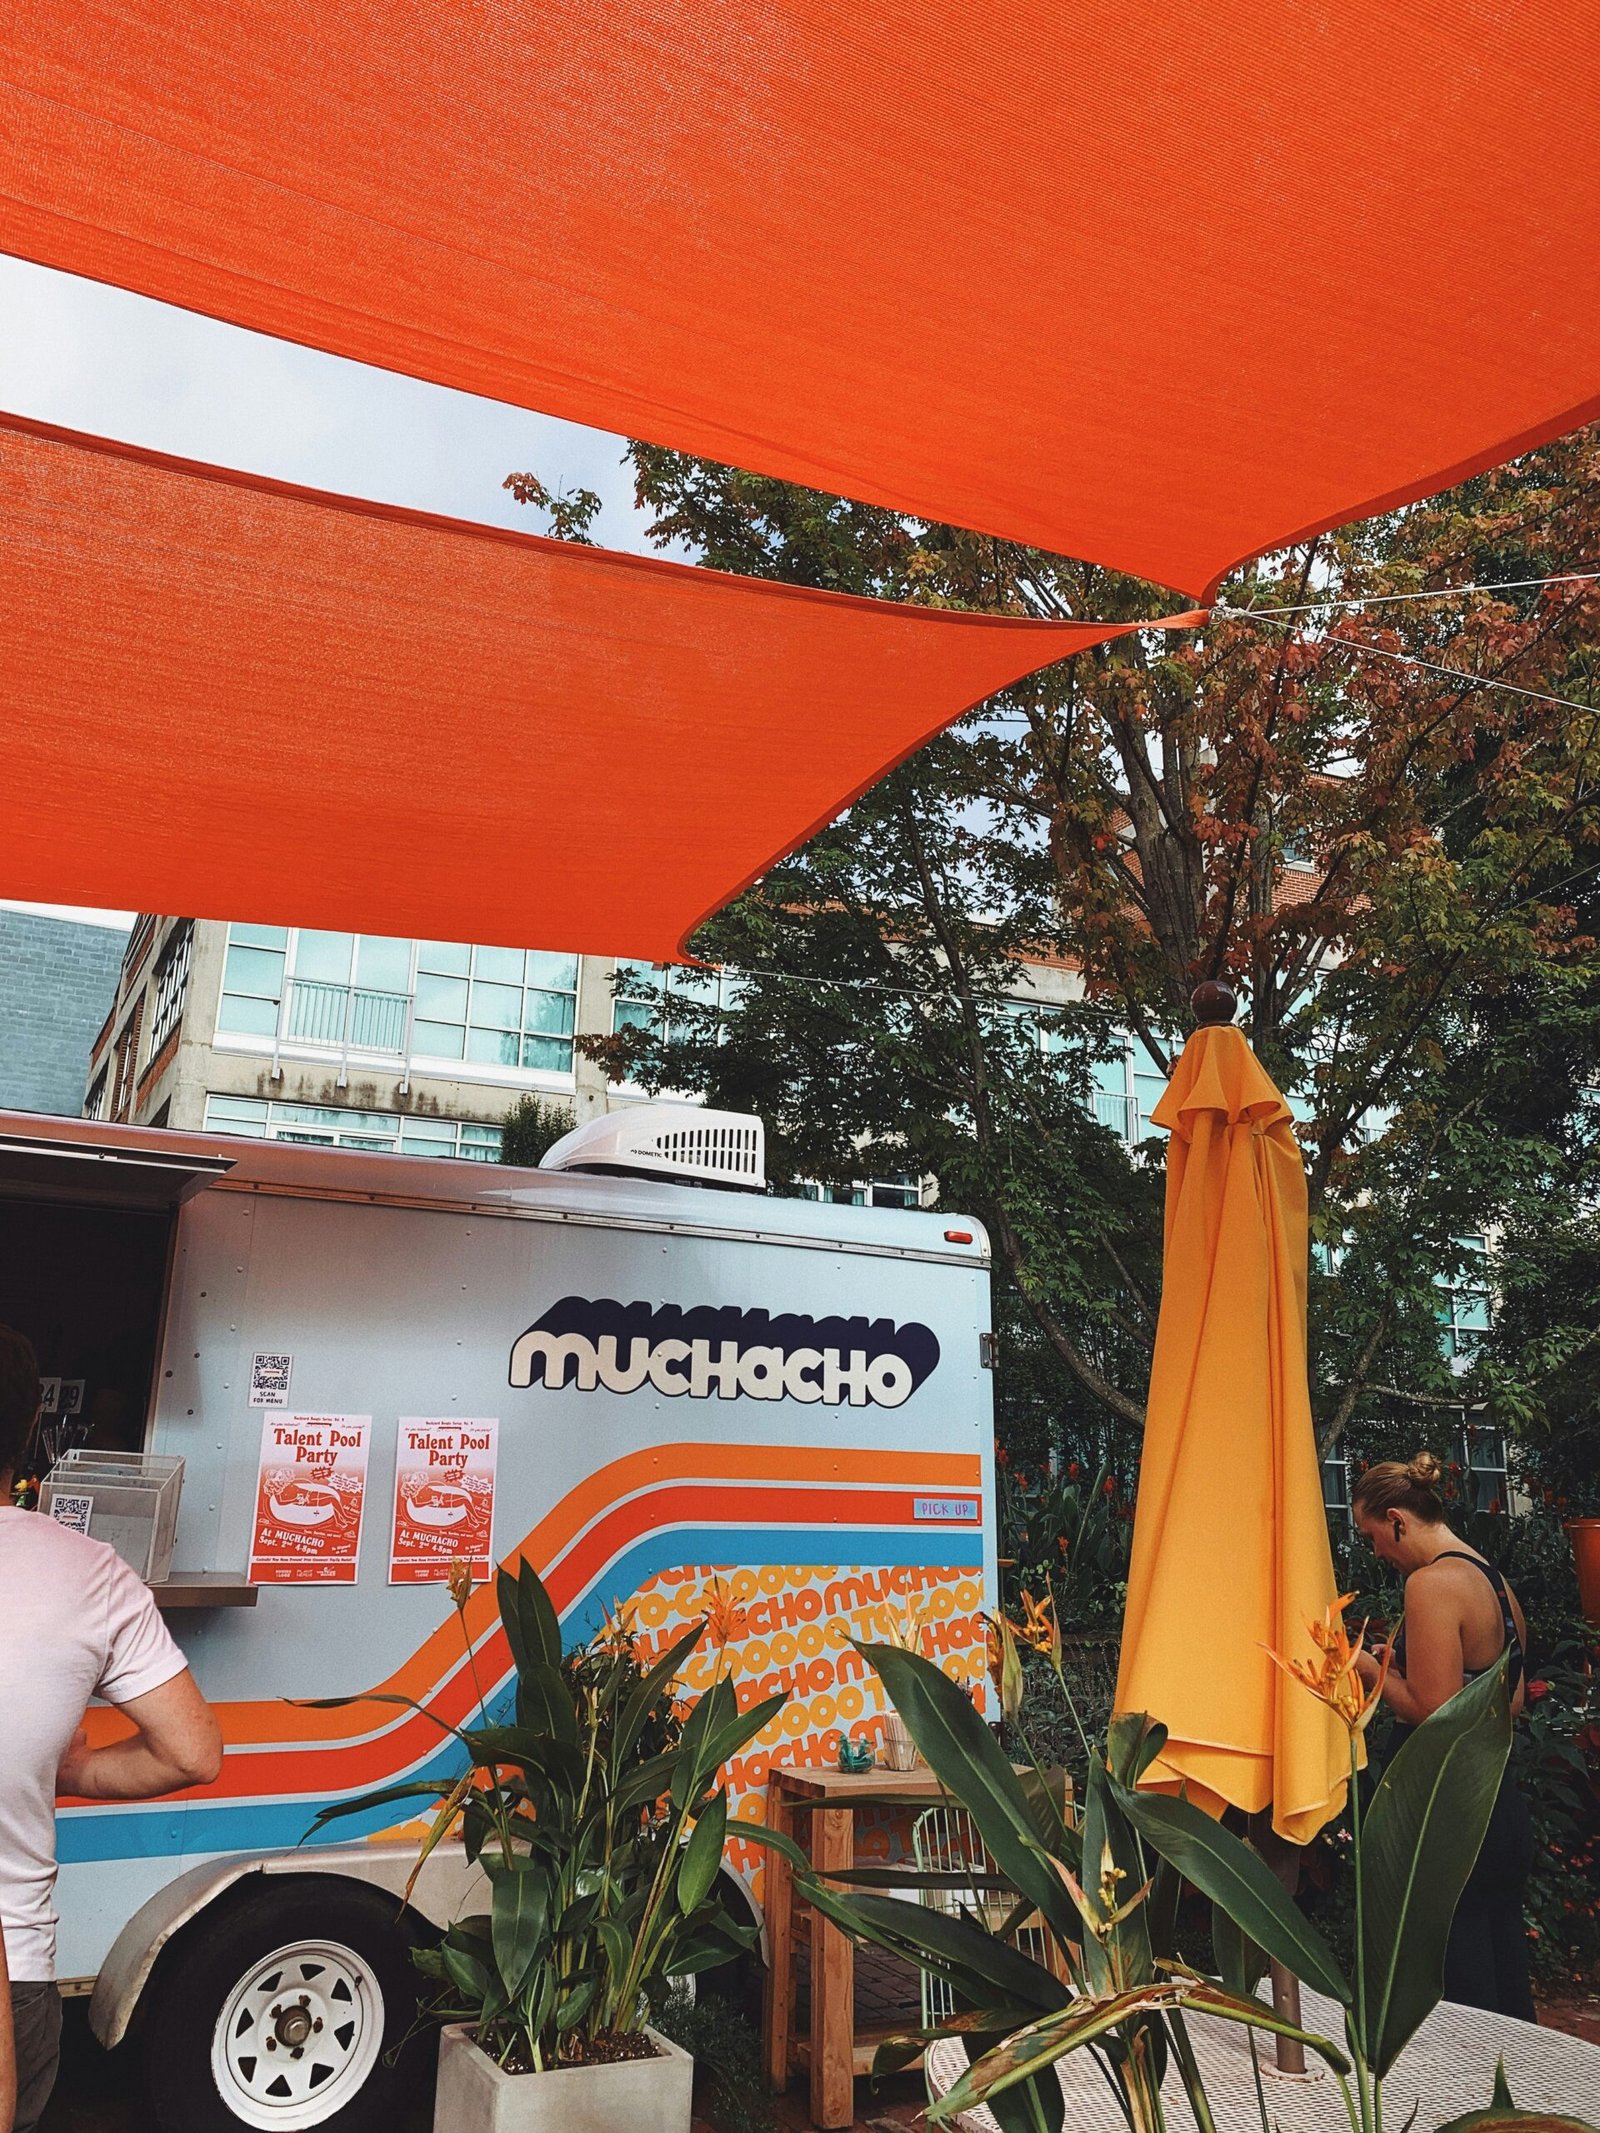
[209,1938,385,2130]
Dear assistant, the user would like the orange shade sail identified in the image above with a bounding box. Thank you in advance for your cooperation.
[3,3,1596,597]
[1116,1024,1350,1844]
[0,413,1172,957]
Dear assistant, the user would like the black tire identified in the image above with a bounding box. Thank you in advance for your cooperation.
[141,1874,436,2133]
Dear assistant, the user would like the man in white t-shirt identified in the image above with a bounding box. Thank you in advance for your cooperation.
[0,1327,221,2133]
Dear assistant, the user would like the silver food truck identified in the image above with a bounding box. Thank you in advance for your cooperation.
[1,1104,996,2131]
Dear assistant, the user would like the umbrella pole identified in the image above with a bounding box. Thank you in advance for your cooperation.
[1250,1815,1308,2075]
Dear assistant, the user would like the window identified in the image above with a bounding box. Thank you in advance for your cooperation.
[1457,1425,1509,1516]
[797,1173,922,1209]
[1321,1448,1352,1524]
[84,1068,109,1121]
[610,960,742,1045]
[215,928,583,1080]
[203,1094,502,1162]
[415,944,579,1075]
[147,922,194,1056]
[109,1001,144,1123]
[217,923,289,1036]
[1089,1032,1167,1146]
[1438,1235,1491,1364]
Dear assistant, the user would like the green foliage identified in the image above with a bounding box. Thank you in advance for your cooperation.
[564,428,1600,1467]
[312,1560,783,2071]
[783,1639,1521,2133]
[998,1457,1133,1628]
[498,1094,575,1169]
[650,1986,777,2133]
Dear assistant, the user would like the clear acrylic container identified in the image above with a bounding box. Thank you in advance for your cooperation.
[40,1449,186,1584]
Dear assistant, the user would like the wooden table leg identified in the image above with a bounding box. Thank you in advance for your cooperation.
[810,1805,855,2129]
[763,1785,795,2092]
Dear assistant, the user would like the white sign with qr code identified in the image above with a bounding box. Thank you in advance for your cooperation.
[249,1353,294,1408]
[49,1493,95,1536]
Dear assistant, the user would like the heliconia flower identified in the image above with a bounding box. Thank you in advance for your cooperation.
[700,1573,746,1648]
[1262,1592,1390,1733]
[1007,1587,1059,1664]
[446,1558,474,1610]
[597,1595,640,1656]
[985,1612,1025,1722]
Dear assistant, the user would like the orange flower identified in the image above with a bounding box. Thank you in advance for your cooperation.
[1007,1587,1059,1664]
[1263,1593,1390,1733]
[597,1595,640,1657]
[701,1573,746,1648]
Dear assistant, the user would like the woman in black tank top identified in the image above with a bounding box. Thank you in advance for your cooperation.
[1350,1454,1535,2022]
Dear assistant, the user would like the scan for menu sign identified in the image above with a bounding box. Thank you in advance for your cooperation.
[249,1350,294,1407]
[389,1418,498,1584]
[248,1414,370,1585]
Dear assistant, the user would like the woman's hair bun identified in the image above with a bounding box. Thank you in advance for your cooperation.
[1406,1450,1443,1487]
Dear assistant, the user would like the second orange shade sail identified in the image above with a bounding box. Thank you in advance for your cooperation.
[0,414,1188,958]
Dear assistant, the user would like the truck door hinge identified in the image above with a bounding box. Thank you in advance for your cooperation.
[979,1332,998,1370]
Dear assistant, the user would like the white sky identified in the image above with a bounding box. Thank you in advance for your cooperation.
[0,254,668,934]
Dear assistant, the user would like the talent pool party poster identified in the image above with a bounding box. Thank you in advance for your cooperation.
[248,1413,371,1584]
[389,1417,498,1584]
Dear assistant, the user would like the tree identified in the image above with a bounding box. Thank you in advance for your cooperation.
[499,1094,575,1168]
[512,433,1600,1456]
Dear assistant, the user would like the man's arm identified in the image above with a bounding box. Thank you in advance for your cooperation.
[1,1919,16,2133]
[56,1669,222,1801]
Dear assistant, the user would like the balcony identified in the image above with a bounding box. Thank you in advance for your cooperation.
[270,978,414,1089]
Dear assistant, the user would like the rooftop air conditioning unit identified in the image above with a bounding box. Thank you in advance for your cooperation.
[538,1105,766,1193]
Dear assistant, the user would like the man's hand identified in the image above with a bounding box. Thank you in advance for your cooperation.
[55,1672,222,1802]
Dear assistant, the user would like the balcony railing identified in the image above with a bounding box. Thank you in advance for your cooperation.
[271,979,415,1091]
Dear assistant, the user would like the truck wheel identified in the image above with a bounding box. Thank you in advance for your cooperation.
[142,1876,435,2133]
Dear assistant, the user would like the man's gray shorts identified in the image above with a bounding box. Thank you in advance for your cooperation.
[10,1981,63,2133]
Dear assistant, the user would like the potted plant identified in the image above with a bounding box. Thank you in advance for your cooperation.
[753,1591,1600,2133]
[313,1560,784,2132]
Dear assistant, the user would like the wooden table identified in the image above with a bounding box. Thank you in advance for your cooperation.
[762,1764,969,2129]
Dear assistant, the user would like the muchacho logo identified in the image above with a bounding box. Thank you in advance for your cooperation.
[509,1298,940,1411]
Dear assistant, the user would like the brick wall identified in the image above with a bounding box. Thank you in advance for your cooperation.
[0,910,129,1117]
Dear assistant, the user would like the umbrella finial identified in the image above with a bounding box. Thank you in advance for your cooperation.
[1190,979,1236,1026]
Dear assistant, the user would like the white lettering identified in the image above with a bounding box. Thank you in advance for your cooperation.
[510,1329,600,1390]
[781,1347,823,1403]
[736,1345,786,1401]
[822,1348,873,1407]
[648,1338,691,1395]
[596,1334,652,1394]
[690,1339,743,1398]
[866,1354,914,1408]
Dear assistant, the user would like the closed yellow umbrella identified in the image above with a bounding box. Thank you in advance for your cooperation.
[1114,994,1351,1843]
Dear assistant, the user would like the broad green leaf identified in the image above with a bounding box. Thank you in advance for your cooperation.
[677,1790,728,1915]
[613,1619,704,1766]
[305,1777,458,1830]
[514,1659,580,1749]
[697,1690,789,1784]
[1361,1660,1513,2075]
[515,1557,564,1671]
[488,1858,549,1999]
[1212,1898,1267,1997]
[1106,1711,1168,1788]
[929,1978,1350,2125]
[799,1877,1070,2014]
[855,1641,1081,1949]
[555,1977,599,2033]
[1111,1777,1348,2003]
[1432,2058,1599,2132]
[671,1676,734,1807]
[441,1935,491,2006]
[1079,1755,1150,1993]
[595,1916,631,1987]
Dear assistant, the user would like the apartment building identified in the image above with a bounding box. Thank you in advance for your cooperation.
[81,917,652,1159]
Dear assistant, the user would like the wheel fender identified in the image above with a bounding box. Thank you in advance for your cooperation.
[89,1840,482,2050]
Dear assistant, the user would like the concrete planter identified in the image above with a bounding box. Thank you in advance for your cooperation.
[433,2022,693,2133]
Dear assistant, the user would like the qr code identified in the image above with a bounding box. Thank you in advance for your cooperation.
[49,1493,95,1536]
[250,1353,293,1407]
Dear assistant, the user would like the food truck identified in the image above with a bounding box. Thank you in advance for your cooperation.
[0,1105,996,2132]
